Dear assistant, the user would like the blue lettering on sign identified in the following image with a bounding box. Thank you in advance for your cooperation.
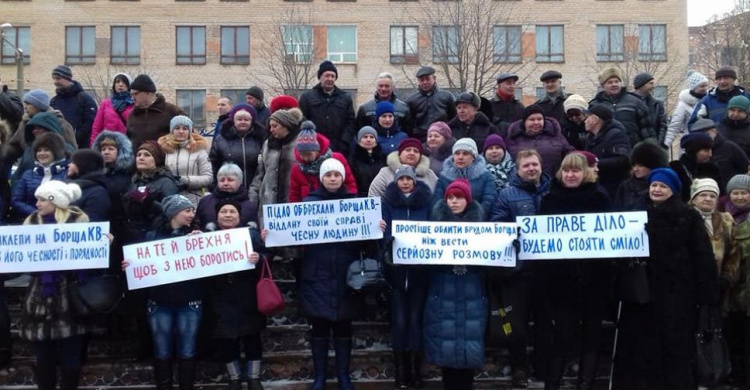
[609,233,644,250]
[518,218,537,234]
[396,224,432,234]
[451,249,511,262]
[567,237,605,252]
[396,247,444,260]
[546,215,586,233]
[521,238,562,254]
[53,226,103,243]
[291,230,320,242]
[594,214,626,233]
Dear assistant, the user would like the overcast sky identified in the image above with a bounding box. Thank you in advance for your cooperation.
[689,0,739,26]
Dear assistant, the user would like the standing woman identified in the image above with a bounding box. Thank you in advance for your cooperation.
[90,73,134,145]
[538,153,612,390]
[423,122,455,176]
[158,115,213,204]
[348,126,385,198]
[209,104,266,190]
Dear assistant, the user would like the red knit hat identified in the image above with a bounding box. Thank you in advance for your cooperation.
[445,178,472,204]
[269,95,299,113]
[398,138,423,155]
[574,151,598,168]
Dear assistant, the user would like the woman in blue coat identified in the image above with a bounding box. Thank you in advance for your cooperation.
[381,165,432,388]
[373,101,407,155]
[424,178,487,390]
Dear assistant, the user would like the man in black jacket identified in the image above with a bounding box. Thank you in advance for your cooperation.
[491,72,525,137]
[534,70,570,123]
[590,67,655,146]
[406,66,456,142]
[630,72,667,146]
[356,72,411,134]
[447,91,498,148]
[690,118,750,190]
[299,61,356,156]
[49,65,97,148]
[583,105,632,196]
[0,78,23,135]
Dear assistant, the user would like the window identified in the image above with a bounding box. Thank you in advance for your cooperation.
[111,26,140,64]
[493,25,522,63]
[514,87,523,101]
[535,87,545,100]
[220,89,246,106]
[596,25,623,62]
[638,24,666,61]
[221,26,249,64]
[654,86,667,102]
[176,90,206,128]
[176,26,206,65]
[432,25,459,64]
[535,25,564,63]
[283,25,313,63]
[390,26,418,64]
[327,26,356,63]
[1,26,30,65]
[65,26,96,64]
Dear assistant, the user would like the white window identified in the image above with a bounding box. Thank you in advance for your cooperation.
[327,25,357,63]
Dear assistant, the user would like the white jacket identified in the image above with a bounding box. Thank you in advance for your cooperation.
[664,89,701,147]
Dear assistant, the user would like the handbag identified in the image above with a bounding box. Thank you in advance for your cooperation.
[346,252,389,292]
[256,258,285,316]
[695,306,732,386]
[68,273,124,317]
[616,258,650,304]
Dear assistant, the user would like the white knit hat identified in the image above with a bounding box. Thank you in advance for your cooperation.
[35,180,82,209]
[452,138,479,158]
[687,71,709,91]
[319,158,346,182]
[690,178,720,200]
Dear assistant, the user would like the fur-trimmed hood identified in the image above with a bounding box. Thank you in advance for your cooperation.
[92,130,134,173]
[679,88,701,107]
[386,150,433,177]
[440,155,490,181]
[431,199,484,222]
[384,180,433,208]
[157,132,209,154]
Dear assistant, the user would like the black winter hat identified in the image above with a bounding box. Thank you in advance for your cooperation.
[32,132,67,161]
[245,86,264,101]
[71,149,105,176]
[52,65,73,81]
[215,198,243,215]
[630,141,668,169]
[317,61,338,79]
[633,72,654,89]
[540,70,562,82]
[716,66,738,80]
[523,104,545,121]
[681,132,714,156]
[131,74,157,93]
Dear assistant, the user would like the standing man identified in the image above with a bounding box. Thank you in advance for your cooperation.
[447,92,498,148]
[689,118,750,191]
[356,72,411,134]
[717,96,750,157]
[245,86,270,128]
[0,75,23,135]
[49,65,97,148]
[691,66,750,124]
[299,60,356,156]
[491,72,525,137]
[590,67,654,146]
[534,71,570,123]
[630,73,668,146]
[126,74,185,147]
[214,96,234,134]
[582,105,632,196]
[406,66,457,142]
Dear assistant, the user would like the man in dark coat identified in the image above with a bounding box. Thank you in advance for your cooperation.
[356,72,411,134]
[690,118,750,191]
[534,70,571,123]
[67,149,111,222]
[691,65,750,124]
[582,105,632,196]
[214,96,234,134]
[406,66,457,142]
[0,80,23,135]
[590,67,655,146]
[630,72,668,146]
[447,92,499,148]
[299,61,356,156]
[126,74,186,148]
[49,65,97,148]
[717,95,750,157]
[245,86,270,128]
[491,72,525,137]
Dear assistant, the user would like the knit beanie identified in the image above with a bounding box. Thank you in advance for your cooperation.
[170,115,193,133]
[161,194,195,221]
[689,118,716,133]
[523,105,545,121]
[445,178,473,204]
[112,73,133,91]
[452,138,478,158]
[23,89,50,111]
[375,101,395,118]
[32,132,66,161]
[394,165,417,183]
[633,72,654,89]
[71,149,104,176]
[319,158,345,182]
[35,180,81,209]
[680,132,714,155]
[630,141,668,169]
[215,198,242,216]
[245,86,264,102]
[482,134,506,153]
[269,95,299,113]
[357,126,378,143]
[563,94,587,113]
[690,178,720,200]
[296,121,320,152]
[52,65,73,81]
[229,104,257,123]
[137,140,166,167]
[398,138,423,155]
[727,174,750,194]
[26,111,63,135]
[130,74,157,93]
[598,67,622,85]
[648,168,681,195]
[716,66,738,80]
[427,122,452,140]
[687,71,709,91]
[574,151,599,168]
[269,108,303,131]
[317,60,338,79]
[728,96,750,114]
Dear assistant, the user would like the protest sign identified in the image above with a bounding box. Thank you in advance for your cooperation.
[392,221,517,267]
[0,222,110,273]
[123,228,254,290]
[263,197,383,247]
[517,211,649,260]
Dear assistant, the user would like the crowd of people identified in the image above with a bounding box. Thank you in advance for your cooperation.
[0,59,750,390]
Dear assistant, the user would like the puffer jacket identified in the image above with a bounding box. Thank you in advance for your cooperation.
[368,151,438,199]
[423,200,487,369]
[195,187,257,231]
[665,89,702,148]
[433,155,497,219]
[0,87,23,133]
[70,171,111,223]
[90,97,133,145]
[50,80,97,148]
[12,113,77,185]
[356,93,412,134]
[711,134,750,191]
[126,93,186,148]
[406,85,457,140]
[447,112,499,149]
[12,160,68,219]
[424,138,455,176]
[248,131,297,226]
[158,133,213,204]
[717,114,750,158]
[288,133,357,203]
[670,155,724,202]
[373,121,408,156]
[590,89,655,145]
[583,119,632,196]
[209,119,265,191]
[4,110,77,167]
[490,172,551,222]
[633,93,667,145]
[505,117,574,176]
[298,84,356,155]
[490,94,525,137]
[614,177,648,212]
[690,86,750,125]
[348,144,385,198]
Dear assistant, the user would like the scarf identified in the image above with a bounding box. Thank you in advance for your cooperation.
[486,157,515,191]
[496,88,514,102]
[690,90,707,100]
[725,200,750,223]
[695,207,714,236]
[299,148,332,176]
[268,130,296,150]
[111,90,133,112]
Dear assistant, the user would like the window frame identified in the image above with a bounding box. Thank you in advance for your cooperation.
[432,25,460,64]
[282,24,313,64]
[493,25,522,64]
[220,26,250,65]
[595,24,624,62]
[326,25,357,63]
[638,24,667,62]
[176,89,207,129]
[1,25,30,65]
[535,25,564,63]
[175,25,207,65]
[110,25,141,65]
[389,25,419,65]
[65,26,96,65]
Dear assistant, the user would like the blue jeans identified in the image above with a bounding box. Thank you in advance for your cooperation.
[147,299,202,359]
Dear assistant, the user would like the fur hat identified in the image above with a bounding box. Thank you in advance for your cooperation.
[690,178,720,200]
[523,105,545,121]
[131,74,156,93]
[296,121,320,152]
[483,134,506,153]
[52,65,73,81]
[71,149,104,176]
[598,67,622,85]
[633,72,654,89]
[317,60,338,79]
[648,168,681,195]
[35,180,82,209]
[357,126,378,143]
[427,122,452,140]
[630,141,668,169]
[687,71,709,91]
[452,138,479,158]
[92,130,134,172]
[23,89,50,111]
[680,132,714,156]
[161,194,195,221]
[319,158,345,182]
[563,94,587,113]
[398,138,423,155]
[269,108,303,131]
[445,178,473,204]
[215,198,242,215]
[269,95,299,113]
[727,174,750,195]
[394,165,417,183]
[170,115,193,133]
[32,132,66,161]
[137,140,166,167]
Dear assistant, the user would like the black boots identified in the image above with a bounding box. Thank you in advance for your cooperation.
[246,360,264,390]
[225,360,241,390]
[393,351,409,389]
[154,359,173,390]
[178,358,196,390]
[334,338,354,390]
[409,351,424,388]
[310,337,329,390]
[577,353,598,390]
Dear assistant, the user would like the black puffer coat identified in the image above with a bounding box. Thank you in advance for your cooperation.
[590,89,655,146]
[583,119,632,196]
[669,156,723,202]
[348,144,385,197]
[121,168,180,245]
[209,120,265,191]
[717,114,750,158]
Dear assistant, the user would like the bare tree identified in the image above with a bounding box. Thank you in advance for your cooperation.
[77,61,165,104]
[692,1,750,86]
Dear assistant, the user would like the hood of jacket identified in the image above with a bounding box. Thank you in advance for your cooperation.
[71,171,109,190]
[92,130,135,173]
[432,199,484,222]
[294,132,333,163]
[386,150,432,177]
[384,180,433,208]
[157,132,209,154]
[440,154,490,181]
[679,88,700,107]
[24,111,64,144]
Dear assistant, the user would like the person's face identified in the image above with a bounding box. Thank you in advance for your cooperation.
[245,95,261,108]
[603,77,622,95]
[397,176,415,193]
[694,82,710,95]
[567,109,585,125]
[131,90,153,109]
[358,134,377,150]
[269,120,290,140]
[172,208,195,228]
[584,115,601,133]
[35,147,54,166]
[378,113,394,129]
[136,150,156,171]
[376,78,394,100]
[234,112,253,132]
[649,181,673,203]
[427,132,445,149]
[484,145,505,165]
[217,205,240,230]
[217,98,232,115]
[498,79,516,95]
[67,162,79,178]
[172,124,191,142]
[457,103,477,123]
[36,197,56,216]
[730,189,750,208]
[692,191,718,213]
[696,148,713,163]
[640,80,656,94]
[716,76,735,92]
[320,71,337,91]
[453,150,475,169]
[417,75,436,92]
[217,174,241,193]
[728,108,748,121]
[24,102,39,116]
[100,145,118,164]
[561,167,584,188]
[631,164,651,179]
[32,127,47,138]
[517,156,542,184]
[543,78,561,94]
[299,151,319,163]
[592,163,600,177]
[399,147,421,166]
[114,79,129,93]
[447,194,468,214]
[525,113,544,134]
[52,75,71,89]
[322,171,343,192]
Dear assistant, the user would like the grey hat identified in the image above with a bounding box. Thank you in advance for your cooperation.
[456,92,481,109]
[416,66,435,78]
[52,65,73,81]
[689,118,717,133]
[394,165,417,183]
[170,115,193,133]
[540,70,562,82]
[357,126,378,143]
[23,89,50,111]
[452,138,478,158]
[161,194,195,221]
[496,72,519,84]
[727,174,750,194]
[633,72,654,89]
[245,86,264,101]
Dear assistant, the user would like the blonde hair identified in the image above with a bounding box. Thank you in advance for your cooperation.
[23,206,90,225]
[555,153,597,184]
[515,149,542,166]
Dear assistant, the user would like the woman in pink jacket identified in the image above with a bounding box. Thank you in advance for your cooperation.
[90,73,134,145]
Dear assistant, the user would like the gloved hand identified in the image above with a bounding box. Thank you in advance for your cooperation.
[128,186,150,203]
